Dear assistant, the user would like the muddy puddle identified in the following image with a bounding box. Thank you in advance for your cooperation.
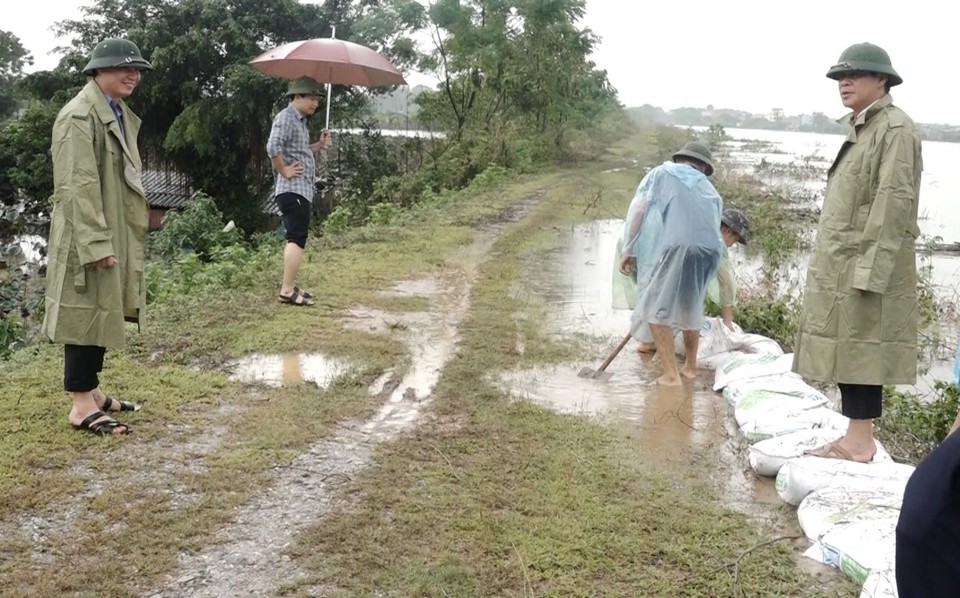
[225,353,352,388]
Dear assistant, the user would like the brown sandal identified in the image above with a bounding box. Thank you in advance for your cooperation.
[803,441,873,463]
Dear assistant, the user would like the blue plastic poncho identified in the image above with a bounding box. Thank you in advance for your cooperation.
[620,161,724,340]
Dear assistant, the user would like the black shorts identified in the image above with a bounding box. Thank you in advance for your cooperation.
[275,192,311,248]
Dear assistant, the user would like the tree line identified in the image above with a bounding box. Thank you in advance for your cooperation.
[0,0,625,239]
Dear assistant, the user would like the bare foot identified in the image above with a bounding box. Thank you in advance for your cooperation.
[679,366,697,379]
[636,342,656,354]
[657,374,682,386]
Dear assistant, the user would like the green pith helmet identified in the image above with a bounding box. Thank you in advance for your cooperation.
[721,208,750,244]
[825,42,902,87]
[672,141,714,176]
[82,38,153,75]
[287,77,323,96]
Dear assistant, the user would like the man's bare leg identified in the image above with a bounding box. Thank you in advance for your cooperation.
[679,329,699,379]
[280,241,303,297]
[650,324,681,386]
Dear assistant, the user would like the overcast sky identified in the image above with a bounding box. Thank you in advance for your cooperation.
[9,0,957,125]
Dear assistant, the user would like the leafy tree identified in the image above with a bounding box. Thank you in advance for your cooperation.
[0,30,33,120]
[44,0,424,232]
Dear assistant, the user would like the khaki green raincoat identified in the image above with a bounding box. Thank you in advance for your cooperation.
[793,94,922,385]
[41,80,149,348]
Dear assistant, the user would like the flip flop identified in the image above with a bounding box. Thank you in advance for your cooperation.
[804,441,872,463]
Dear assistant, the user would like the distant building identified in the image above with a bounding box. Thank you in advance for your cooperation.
[141,169,194,231]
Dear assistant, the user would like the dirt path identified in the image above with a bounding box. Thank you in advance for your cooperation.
[144,194,543,597]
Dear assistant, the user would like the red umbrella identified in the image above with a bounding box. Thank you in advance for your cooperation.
[250,37,407,130]
[249,38,407,87]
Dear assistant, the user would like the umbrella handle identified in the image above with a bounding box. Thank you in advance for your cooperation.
[325,26,336,131]
[325,82,331,131]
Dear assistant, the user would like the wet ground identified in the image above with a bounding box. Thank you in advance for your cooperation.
[499,220,788,517]
[150,211,835,595]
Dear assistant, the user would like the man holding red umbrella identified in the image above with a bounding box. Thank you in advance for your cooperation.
[267,76,332,306]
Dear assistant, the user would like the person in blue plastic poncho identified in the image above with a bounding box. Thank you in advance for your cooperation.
[633,208,750,354]
[618,141,724,385]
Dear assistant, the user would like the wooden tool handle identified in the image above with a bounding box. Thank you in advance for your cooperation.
[596,333,632,374]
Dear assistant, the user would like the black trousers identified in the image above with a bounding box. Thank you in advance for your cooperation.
[64,344,106,393]
[896,429,960,597]
[838,382,882,420]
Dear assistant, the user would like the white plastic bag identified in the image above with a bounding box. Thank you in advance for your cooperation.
[775,456,913,507]
[748,428,846,477]
[733,389,829,427]
[859,567,899,598]
[713,352,795,391]
[738,405,849,444]
[700,350,750,371]
[797,482,906,541]
[804,517,898,586]
[723,374,829,407]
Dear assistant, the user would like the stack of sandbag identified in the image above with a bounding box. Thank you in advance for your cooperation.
[713,353,850,453]
[710,348,915,597]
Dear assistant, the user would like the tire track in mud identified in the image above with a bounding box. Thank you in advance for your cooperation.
[144,192,545,597]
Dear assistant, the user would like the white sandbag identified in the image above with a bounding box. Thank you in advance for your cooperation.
[803,517,898,586]
[723,374,829,407]
[748,428,846,477]
[733,389,829,428]
[797,482,906,541]
[738,333,784,356]
[775,456,914,507]
[738,405,849,444]
[700,350,751,371]
[676,318,784,359]
[860,567,899,598]
[713,352,795,391]
[676,317,734,358]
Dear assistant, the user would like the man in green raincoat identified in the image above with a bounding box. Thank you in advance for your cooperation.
[41,38,153,435]
[793,42,922,462]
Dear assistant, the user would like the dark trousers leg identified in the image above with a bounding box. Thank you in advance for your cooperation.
[64,344,106,393]
[838,383,882,419]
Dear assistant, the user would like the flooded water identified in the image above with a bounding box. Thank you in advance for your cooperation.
[723,127,960,394]
[723,127,960,288]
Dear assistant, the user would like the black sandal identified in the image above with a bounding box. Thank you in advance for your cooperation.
[72,411,130,436]
[293,285,314,300]
[278,289,315,306]
[101,395,141,412]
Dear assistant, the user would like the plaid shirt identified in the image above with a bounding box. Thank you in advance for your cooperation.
[266,103,316,202]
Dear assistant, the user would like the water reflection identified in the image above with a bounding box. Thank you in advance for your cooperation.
[226,353,351,389]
